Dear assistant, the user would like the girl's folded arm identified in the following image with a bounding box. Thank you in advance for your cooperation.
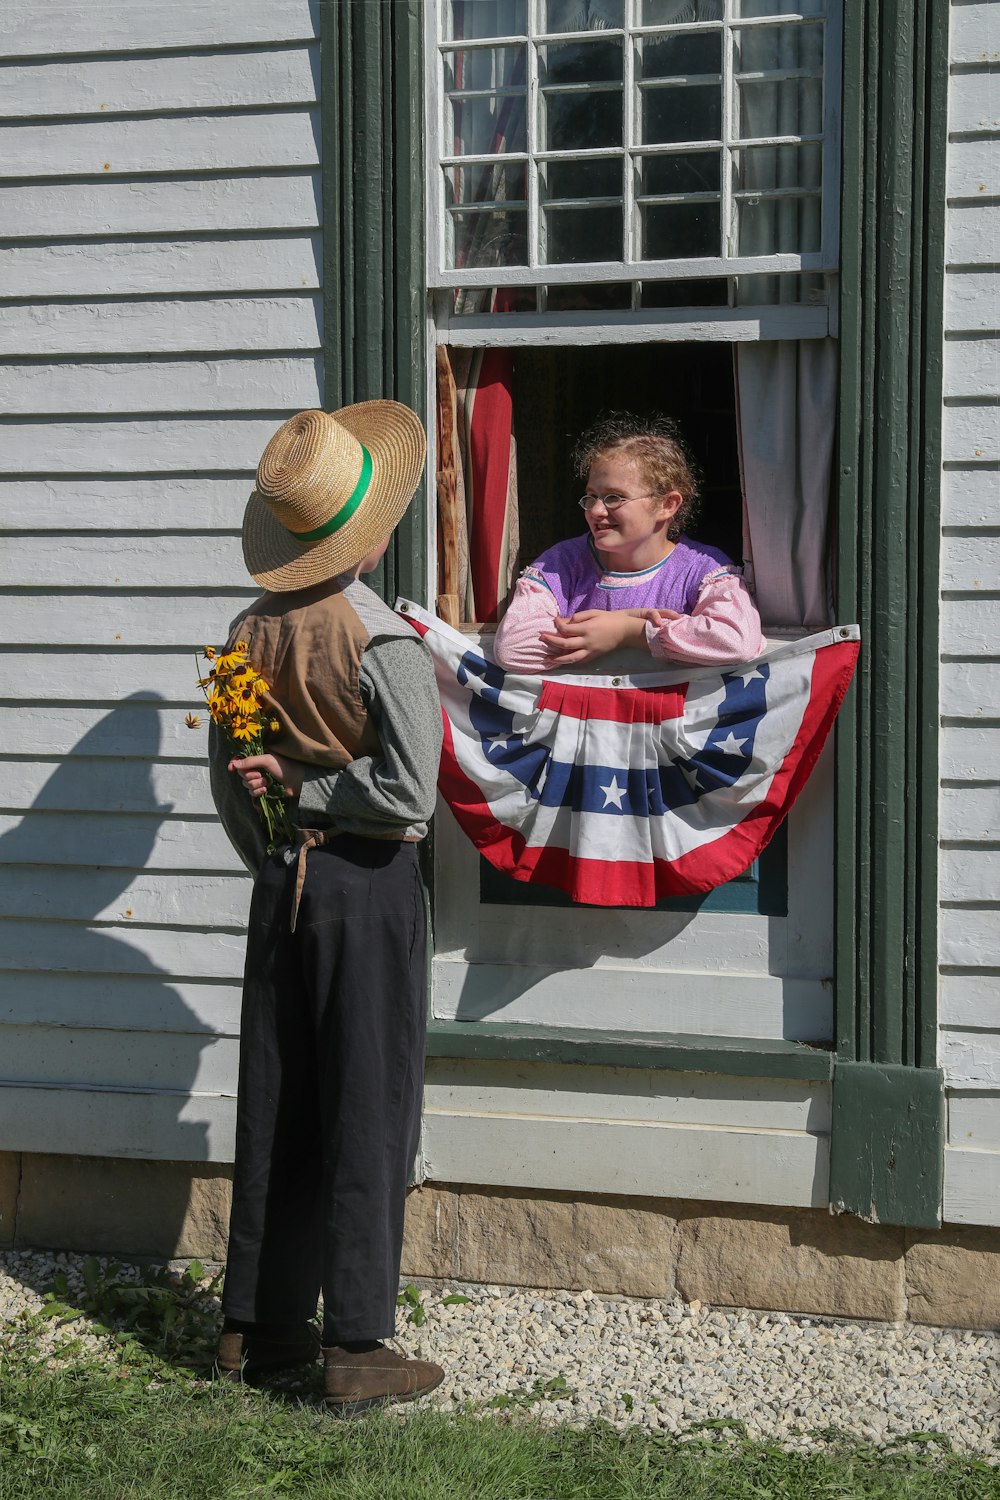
[492,575,562,671]
[646,570,764,665]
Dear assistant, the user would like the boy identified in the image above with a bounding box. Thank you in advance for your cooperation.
[208,402,444,1414]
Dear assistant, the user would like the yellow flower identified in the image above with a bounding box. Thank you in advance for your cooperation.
[267,719,281,735]
[206,685,229,721]
[229,713,258,742]
[184,712,203,729]
[228,670,269,709]
[214,646,250,675]
[203,646,217,661]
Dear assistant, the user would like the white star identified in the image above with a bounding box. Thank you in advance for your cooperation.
[600,776,626,809]
[715,731,749,756]
[738,667,765,687]
[680,763,702,792]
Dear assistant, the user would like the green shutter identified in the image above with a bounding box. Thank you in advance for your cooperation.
[831,0,949,1227]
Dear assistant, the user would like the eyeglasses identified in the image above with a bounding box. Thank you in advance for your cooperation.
[577,492,660,513]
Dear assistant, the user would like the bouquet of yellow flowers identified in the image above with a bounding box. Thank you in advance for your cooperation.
[187,641,294,853]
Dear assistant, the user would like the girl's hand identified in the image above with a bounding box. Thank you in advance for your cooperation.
[626,606,683,625]
[228,752,304,800]
[540,609,650,665]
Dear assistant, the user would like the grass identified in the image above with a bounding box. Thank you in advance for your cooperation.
[2,1259,998,1499]
[2,1346,999,1500]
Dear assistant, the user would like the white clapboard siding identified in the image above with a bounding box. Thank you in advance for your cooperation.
[943,401,1000,464]
[1,652,217,703]
[941,848,1000,903]
[0,1086,236,1164]
[2,358,323,415]
[941,785,1000,839]
[941,465,1000,528]
[0,972,244,1037]
[0,598,256,649]
[0,1025,239,1096]
[0,10,322,1163]
[943,339,1000,401]
[941,597,1000,655]
[0,236,321,298]
[946,272,1000,333]
[950,3,1000,64]
[0,176,320,240]
[2,47,318,118]
[941,532,1000,589]
[3,111,319,179]
[0,418,302,472]
[0,865,248,928]
[2,535,244,587]
[940,661,1000,718]
[2,1,319,56]
[0,814,241,873]
[0,758,218,818]
[0,478,254,531]
[940,973,1000,1029]
[422,1111,829,1208]
[940,13,1000,1230]
[939,726,1000,780]
[1,918,246,981]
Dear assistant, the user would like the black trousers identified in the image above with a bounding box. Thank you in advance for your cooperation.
[221,835,427,1343]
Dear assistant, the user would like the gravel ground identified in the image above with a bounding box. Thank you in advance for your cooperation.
[3,1248,999,1456]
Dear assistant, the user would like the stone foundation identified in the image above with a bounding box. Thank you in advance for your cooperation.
[3,1152,999,1329]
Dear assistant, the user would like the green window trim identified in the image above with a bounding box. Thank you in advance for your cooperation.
[321,0,949,1227]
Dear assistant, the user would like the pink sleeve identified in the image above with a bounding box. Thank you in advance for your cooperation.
[646,571,764,665]
[492,577,561,671]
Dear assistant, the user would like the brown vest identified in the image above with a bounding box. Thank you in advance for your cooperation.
[228,578,381,769]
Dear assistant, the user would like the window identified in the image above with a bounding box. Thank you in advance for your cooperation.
[428,0,840,317]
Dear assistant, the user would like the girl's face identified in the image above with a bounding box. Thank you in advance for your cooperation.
[583,453,682,568]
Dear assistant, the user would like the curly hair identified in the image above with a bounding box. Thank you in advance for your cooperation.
[572,411,701,541]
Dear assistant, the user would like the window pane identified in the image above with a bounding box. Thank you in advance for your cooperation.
[449,209,529,269]
[444,46,527,156]
[642,0,723,22]
[733,22,824,80]
[543,205,623,262]
[543,0,625,30]
[543,156,622,200]
[736,75,823,142]
[540,38,624,151]
[442,1,527,41]
[640,29,723,80]
[642,200,720,258]
[640,149,721,196]
[733,143,822,254]
[735,0,824,18]
[643,82,722,145]
[640,277,729,307]
[546,282,632,310]
[444,162,528,208]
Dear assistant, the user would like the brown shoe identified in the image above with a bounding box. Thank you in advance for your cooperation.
[216,1322,321,1381]
[323,1342,444,1415]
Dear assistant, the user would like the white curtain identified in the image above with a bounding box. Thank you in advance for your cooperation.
[735,339,838,630]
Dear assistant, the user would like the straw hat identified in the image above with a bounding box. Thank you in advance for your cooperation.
[242,401,426,590]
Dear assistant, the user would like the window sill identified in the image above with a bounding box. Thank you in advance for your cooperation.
[426,1020,834,1081]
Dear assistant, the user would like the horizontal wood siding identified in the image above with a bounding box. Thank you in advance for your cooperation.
[0,1,321,1161]
[939,0,1000,1225]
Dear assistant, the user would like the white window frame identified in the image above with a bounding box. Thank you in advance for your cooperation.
[425,0,842,316]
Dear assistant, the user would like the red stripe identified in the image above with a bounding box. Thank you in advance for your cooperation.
[436,640,859,907]
[467,347,514,623]
[538,679,687,723]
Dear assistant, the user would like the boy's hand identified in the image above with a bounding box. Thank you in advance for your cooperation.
[539,608,675,665]
[228,752,303,800]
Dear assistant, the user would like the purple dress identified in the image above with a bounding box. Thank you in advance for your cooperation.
[523,533,739,616]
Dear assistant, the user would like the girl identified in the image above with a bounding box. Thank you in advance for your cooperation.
[492,412,763,671]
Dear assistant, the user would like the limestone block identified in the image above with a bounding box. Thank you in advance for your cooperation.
[906,1226,1000,1328]
[676,1205,906,1320]
[454,1188,677,1297]
[16,1154,232,1260]
[401,1184,460,1280]
[0,1153,19,1247]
